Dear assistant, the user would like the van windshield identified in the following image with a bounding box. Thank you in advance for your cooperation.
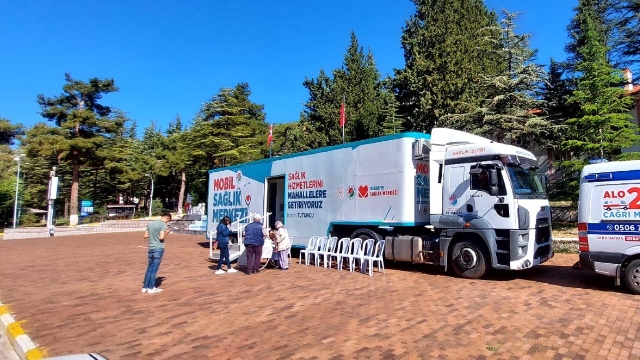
[506,166,547,199]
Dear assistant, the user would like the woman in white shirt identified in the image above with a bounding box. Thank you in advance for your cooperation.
[274,221,291,270]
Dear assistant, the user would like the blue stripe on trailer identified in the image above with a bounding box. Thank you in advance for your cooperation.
[583,170,640,183]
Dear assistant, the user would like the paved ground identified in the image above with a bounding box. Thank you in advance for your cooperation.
[0,233,638,360]
[0,332,19,360]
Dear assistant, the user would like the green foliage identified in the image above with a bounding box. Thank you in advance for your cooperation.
[35,73,123,224]
[616,152,640,160]
[440,10,558,149]
[151,198,163,216]
[394,0,502,132]
[616,0,640,65]
[187,83,268,201]
[20,212,40,226]
[0,118,25,146]
[302,32,392,146]
[560,2,640,202]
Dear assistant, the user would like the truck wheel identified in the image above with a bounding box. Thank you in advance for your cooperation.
[624,260,640,294]
[349,228,382,242]
[451,241,486,279]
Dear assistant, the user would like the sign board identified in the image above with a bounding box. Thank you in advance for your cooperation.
[80,200,94,216]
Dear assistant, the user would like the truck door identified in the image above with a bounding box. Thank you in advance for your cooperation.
[468,164,509,226]
[444,166,469,215]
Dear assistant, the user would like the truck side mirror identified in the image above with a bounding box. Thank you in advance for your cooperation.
[489,169,498,186]
[489,169,499,196]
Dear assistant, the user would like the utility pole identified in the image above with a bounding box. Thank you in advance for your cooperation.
[12,154,25,228]
[47,167,59,237]
[145,173,154,218]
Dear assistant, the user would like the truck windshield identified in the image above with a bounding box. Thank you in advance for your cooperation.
[506,166,546,198]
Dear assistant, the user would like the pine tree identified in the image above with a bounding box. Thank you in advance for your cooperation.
[36,74,122,225]
[187,83,267,201]
[394,0,502,132]
[439,10,555,149]
[302,32,390,146]
[561,7,639,202]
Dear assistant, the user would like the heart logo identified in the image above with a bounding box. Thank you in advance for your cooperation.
[358,185,369,198]
[245,195,251,205]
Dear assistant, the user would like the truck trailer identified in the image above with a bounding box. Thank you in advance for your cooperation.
[206,128,553,279]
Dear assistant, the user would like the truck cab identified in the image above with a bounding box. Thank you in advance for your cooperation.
[407,129,553,278]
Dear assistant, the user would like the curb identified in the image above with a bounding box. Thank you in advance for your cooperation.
[0,301,45,360]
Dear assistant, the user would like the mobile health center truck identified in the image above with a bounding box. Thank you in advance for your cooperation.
[207,128,553,279]
[578,160,640,293]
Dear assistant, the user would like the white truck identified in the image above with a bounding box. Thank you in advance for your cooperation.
[206,128,553,278]
[578,160,640,293]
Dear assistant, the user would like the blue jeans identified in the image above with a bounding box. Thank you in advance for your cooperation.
[217,241,231,270]
[143,248,164,289]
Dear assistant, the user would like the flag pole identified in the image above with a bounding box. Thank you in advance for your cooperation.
[341,96,345,144]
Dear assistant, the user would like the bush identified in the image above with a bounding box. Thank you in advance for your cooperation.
[19,212,41,226]
[151,198,163,216]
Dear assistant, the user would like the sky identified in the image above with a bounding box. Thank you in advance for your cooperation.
[0,0,577,136]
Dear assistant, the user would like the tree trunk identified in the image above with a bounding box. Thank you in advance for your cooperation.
[177,170,186,216]
[69,158,79,226]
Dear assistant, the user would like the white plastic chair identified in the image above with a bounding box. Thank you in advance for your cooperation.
[317,237,338,268]
[328,238,350,269]
[354,239,375,273]
[338,238,361,271]
[363,240,386,276]
[299,236,319,265]
[308,236,328,266]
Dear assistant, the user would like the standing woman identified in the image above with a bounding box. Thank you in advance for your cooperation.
[215,216,238,274]
[274,221,291,270]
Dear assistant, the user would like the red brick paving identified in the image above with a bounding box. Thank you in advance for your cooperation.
[0,233,639,359]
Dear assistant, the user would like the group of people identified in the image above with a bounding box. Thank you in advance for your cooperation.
[215,214,290,275]
[140,212,291,294]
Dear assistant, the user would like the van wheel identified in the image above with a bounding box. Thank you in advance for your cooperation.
[451,241,486,279]
[624,260,640,294]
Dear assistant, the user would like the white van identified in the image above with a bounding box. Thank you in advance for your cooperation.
[578,160,640,293]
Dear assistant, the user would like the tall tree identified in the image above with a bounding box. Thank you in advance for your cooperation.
[36,73,122,225]
[616,0,640,71]
[164,115,190,215]
[440,10,555,149]
[561,6,639,202]
[393,0,502,132]
[302,32,390,146]
[0,118,25,227]
[187,83,267,201]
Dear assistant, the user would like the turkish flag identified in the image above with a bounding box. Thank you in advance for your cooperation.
[340,101,345,127]
[267,124,273,146]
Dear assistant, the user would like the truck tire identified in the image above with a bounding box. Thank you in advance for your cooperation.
[624,259,640,294]
[450,241,486,279]
[349,228,382,242]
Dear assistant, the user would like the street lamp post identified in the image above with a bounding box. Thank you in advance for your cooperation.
[145,174,154,218]
[13,154,25,228]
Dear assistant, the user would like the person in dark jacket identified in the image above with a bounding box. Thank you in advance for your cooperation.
[243,214,266,274]
[215,216,238,274]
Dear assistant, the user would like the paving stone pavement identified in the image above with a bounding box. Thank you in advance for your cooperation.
[0,233,638,359]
